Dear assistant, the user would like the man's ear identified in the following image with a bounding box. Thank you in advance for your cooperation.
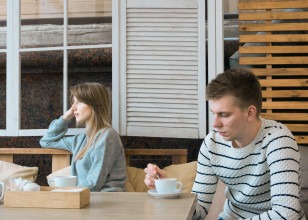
[247,105,257,121]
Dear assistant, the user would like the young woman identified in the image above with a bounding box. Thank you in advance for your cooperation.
[40,83,127,192]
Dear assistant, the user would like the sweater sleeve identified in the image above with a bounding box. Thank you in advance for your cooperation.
[76,129,125,191]
[192,137,219,220]
[40,117,77,152]
[247,129,304,220]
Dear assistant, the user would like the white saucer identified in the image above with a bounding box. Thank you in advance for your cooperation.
[148,189,183,199]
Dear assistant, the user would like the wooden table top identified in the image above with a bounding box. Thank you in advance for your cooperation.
[0,192,197,220]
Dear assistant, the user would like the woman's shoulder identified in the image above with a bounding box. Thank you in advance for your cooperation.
[97,127,121,141]
[103,127,119,135]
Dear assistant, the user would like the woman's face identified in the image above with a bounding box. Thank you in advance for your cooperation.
[71,96,92,125]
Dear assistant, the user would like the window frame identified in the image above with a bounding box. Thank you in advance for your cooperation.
[1,0,111,136]
[1,0,225,137]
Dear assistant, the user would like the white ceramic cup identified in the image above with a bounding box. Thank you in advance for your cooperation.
[48,176,77,187]
[155,178,183,194]
[0,181,6,201]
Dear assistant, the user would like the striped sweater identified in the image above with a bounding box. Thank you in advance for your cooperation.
[192,118,306,220]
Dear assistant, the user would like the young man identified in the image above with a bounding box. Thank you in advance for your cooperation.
[144,68,306,219]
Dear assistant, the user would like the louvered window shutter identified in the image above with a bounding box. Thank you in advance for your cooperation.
[112,0,206,138]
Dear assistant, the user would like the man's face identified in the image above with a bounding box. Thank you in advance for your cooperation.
[210,95,249,142]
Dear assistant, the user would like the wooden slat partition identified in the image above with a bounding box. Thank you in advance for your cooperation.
[240,23,308,32]
[251,68,308,76]
[240,11,308,20]
[238,0,308,144]
[240,34,308,43]
[238,1,308,10]
[240,46,308,54]
[0,148,187,172]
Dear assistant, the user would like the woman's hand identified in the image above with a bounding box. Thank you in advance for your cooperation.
[62,106,75,121]
[144,163,168,189]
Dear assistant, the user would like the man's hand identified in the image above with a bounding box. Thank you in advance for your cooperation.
[144,163,168,189]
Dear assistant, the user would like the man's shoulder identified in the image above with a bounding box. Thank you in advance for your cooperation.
[259,118,296,149]
[261,118,292,135]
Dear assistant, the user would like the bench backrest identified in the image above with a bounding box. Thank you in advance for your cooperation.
[0,148,187,172]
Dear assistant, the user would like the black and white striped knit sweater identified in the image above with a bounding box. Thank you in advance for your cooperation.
[192,118,306,220]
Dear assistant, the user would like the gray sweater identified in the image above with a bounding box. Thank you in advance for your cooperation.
[40,117,127,192]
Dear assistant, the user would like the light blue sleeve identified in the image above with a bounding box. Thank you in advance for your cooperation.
[40,116,78,152]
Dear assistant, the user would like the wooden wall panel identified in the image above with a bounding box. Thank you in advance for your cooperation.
[238,0,308,144]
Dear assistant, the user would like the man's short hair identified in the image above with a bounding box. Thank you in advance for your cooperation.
[206,68,262,116]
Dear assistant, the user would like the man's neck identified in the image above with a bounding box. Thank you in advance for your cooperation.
[233,118,262,148]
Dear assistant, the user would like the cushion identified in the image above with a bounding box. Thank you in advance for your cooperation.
[299,145,308,216]
[47,162,197,193]
[125,166,148,192]
[299,145,308,189]
[126,161,197,193]
[46,166,71,181]
[124,179,136,192]
[163,161,197,193]
[0,160,38,190]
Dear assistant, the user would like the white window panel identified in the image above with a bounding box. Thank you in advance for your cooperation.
[207,0,224,133]
[2,0,111,136]
[6,0,20,136]
[2,0,225,137]
[113,0,207,138]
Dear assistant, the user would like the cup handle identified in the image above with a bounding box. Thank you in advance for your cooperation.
[47,179,55,187]
[176,182,183,192]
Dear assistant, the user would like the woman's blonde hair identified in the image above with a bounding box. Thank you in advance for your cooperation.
[70,83,111,161]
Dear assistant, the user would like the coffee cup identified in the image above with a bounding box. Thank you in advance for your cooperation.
[155,178,183,194]
[48,176,77,187]
[0,181,6,201]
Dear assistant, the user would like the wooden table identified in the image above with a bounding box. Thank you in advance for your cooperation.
[0,192,197,220]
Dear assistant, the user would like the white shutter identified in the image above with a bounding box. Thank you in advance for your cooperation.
[112,0,206,138]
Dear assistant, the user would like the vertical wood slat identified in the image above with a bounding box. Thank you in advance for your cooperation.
[265,9,272,116]
[238,1,308,144]
[0,154,14,163]
[52,154,71,172]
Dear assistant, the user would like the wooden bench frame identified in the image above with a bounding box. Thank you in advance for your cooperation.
[0,148,187,172]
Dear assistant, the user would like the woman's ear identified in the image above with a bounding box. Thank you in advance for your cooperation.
[247,105,257,121]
